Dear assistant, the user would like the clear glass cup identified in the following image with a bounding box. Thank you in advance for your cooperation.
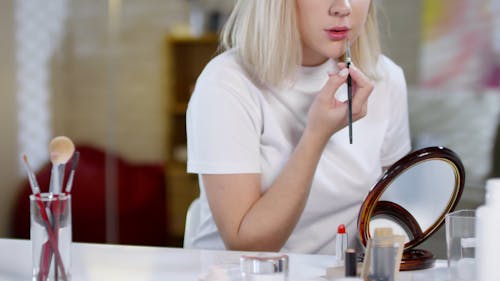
[240,254,288,281]
[30,193,72,281]
[445,209,475,280]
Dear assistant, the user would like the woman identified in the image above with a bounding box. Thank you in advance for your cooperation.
[186,0,410,254]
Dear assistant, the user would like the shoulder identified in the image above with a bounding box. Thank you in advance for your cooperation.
[373,55,407,98]
[203,49,242,73]
[197,50,251,86]
[188,50,262,118]
[192,50,262,101]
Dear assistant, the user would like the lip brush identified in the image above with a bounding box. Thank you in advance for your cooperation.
[346,42,353,144]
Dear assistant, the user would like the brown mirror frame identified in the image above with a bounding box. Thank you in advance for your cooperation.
[357,146,465,271]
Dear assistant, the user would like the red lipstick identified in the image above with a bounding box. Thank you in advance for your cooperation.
[336,224,348,263]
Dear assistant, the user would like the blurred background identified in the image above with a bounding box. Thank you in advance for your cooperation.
[0,0,498,257]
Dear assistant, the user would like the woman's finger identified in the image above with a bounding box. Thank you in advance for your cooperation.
[335,62,373,120]
[321,68,349,101]
[347,64,372,90]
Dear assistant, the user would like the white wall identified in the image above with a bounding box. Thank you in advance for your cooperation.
[60,0,186,162]
[62,0,233,163]
[378,0,421,85]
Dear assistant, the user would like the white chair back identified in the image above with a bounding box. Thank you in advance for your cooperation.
[183,198,200,249]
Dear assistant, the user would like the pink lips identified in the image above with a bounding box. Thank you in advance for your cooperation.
[325,27,350,41]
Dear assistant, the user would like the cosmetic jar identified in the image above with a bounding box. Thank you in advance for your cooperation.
[240,254,288,281]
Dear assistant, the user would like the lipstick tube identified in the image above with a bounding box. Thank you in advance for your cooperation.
[336,224,348,264]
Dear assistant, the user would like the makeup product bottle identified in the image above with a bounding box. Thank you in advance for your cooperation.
[476,178,500,281]
[332,249,362,281]
[366,228,400,281]
[345,249,357,277]
[336,224,348,264]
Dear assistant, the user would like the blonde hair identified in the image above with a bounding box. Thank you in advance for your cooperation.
[221,0,381,86]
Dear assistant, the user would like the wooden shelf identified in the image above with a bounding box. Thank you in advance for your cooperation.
[165,34,218,238]
[167,33,219,44]
[171,102,188,115]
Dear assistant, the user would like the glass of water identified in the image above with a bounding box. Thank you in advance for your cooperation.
[445,209,475,280]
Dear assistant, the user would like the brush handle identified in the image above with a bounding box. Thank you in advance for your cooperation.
[44,193,71,281]
[58,164,66,193]
[64,151,80,194]
[64,171,75,194]
[49,165,61,194]
[21,158,41,195]
[347,62,353,144]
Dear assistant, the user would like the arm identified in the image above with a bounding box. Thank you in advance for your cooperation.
[204,65,374,251]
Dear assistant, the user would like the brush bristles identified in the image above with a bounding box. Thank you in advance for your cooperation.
[21,153,40,194]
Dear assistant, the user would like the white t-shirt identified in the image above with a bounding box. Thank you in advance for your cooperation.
[186,49,411,254]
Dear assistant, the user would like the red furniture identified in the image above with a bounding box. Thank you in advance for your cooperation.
[11,145,168,246]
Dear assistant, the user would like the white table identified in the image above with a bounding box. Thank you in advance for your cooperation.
[0,239,448,280]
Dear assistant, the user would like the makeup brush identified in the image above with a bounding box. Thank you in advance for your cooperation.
[346,42,353,144]
[57,151,79,246]
[23,154,53,279]
[47,136,74,280]
[64,151,80,194]
[49,151,79,281]
[48,136,75,194]
[21,154,41,195]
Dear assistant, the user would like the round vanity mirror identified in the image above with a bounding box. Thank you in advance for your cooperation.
[358,146,465,271]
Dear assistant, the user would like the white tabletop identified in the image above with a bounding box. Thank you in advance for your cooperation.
[0,238,448,281]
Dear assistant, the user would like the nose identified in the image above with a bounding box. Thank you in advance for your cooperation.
[329,0,351,17]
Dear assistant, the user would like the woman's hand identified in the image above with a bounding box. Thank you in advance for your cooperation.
[305,63,374,143]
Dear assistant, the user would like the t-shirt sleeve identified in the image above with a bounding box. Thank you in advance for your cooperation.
[380,63,411,167]
[186,62,262,174]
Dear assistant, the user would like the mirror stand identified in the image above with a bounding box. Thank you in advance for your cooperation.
[401,249,434,271]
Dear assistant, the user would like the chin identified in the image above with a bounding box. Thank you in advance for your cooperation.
[323,49,344,60]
